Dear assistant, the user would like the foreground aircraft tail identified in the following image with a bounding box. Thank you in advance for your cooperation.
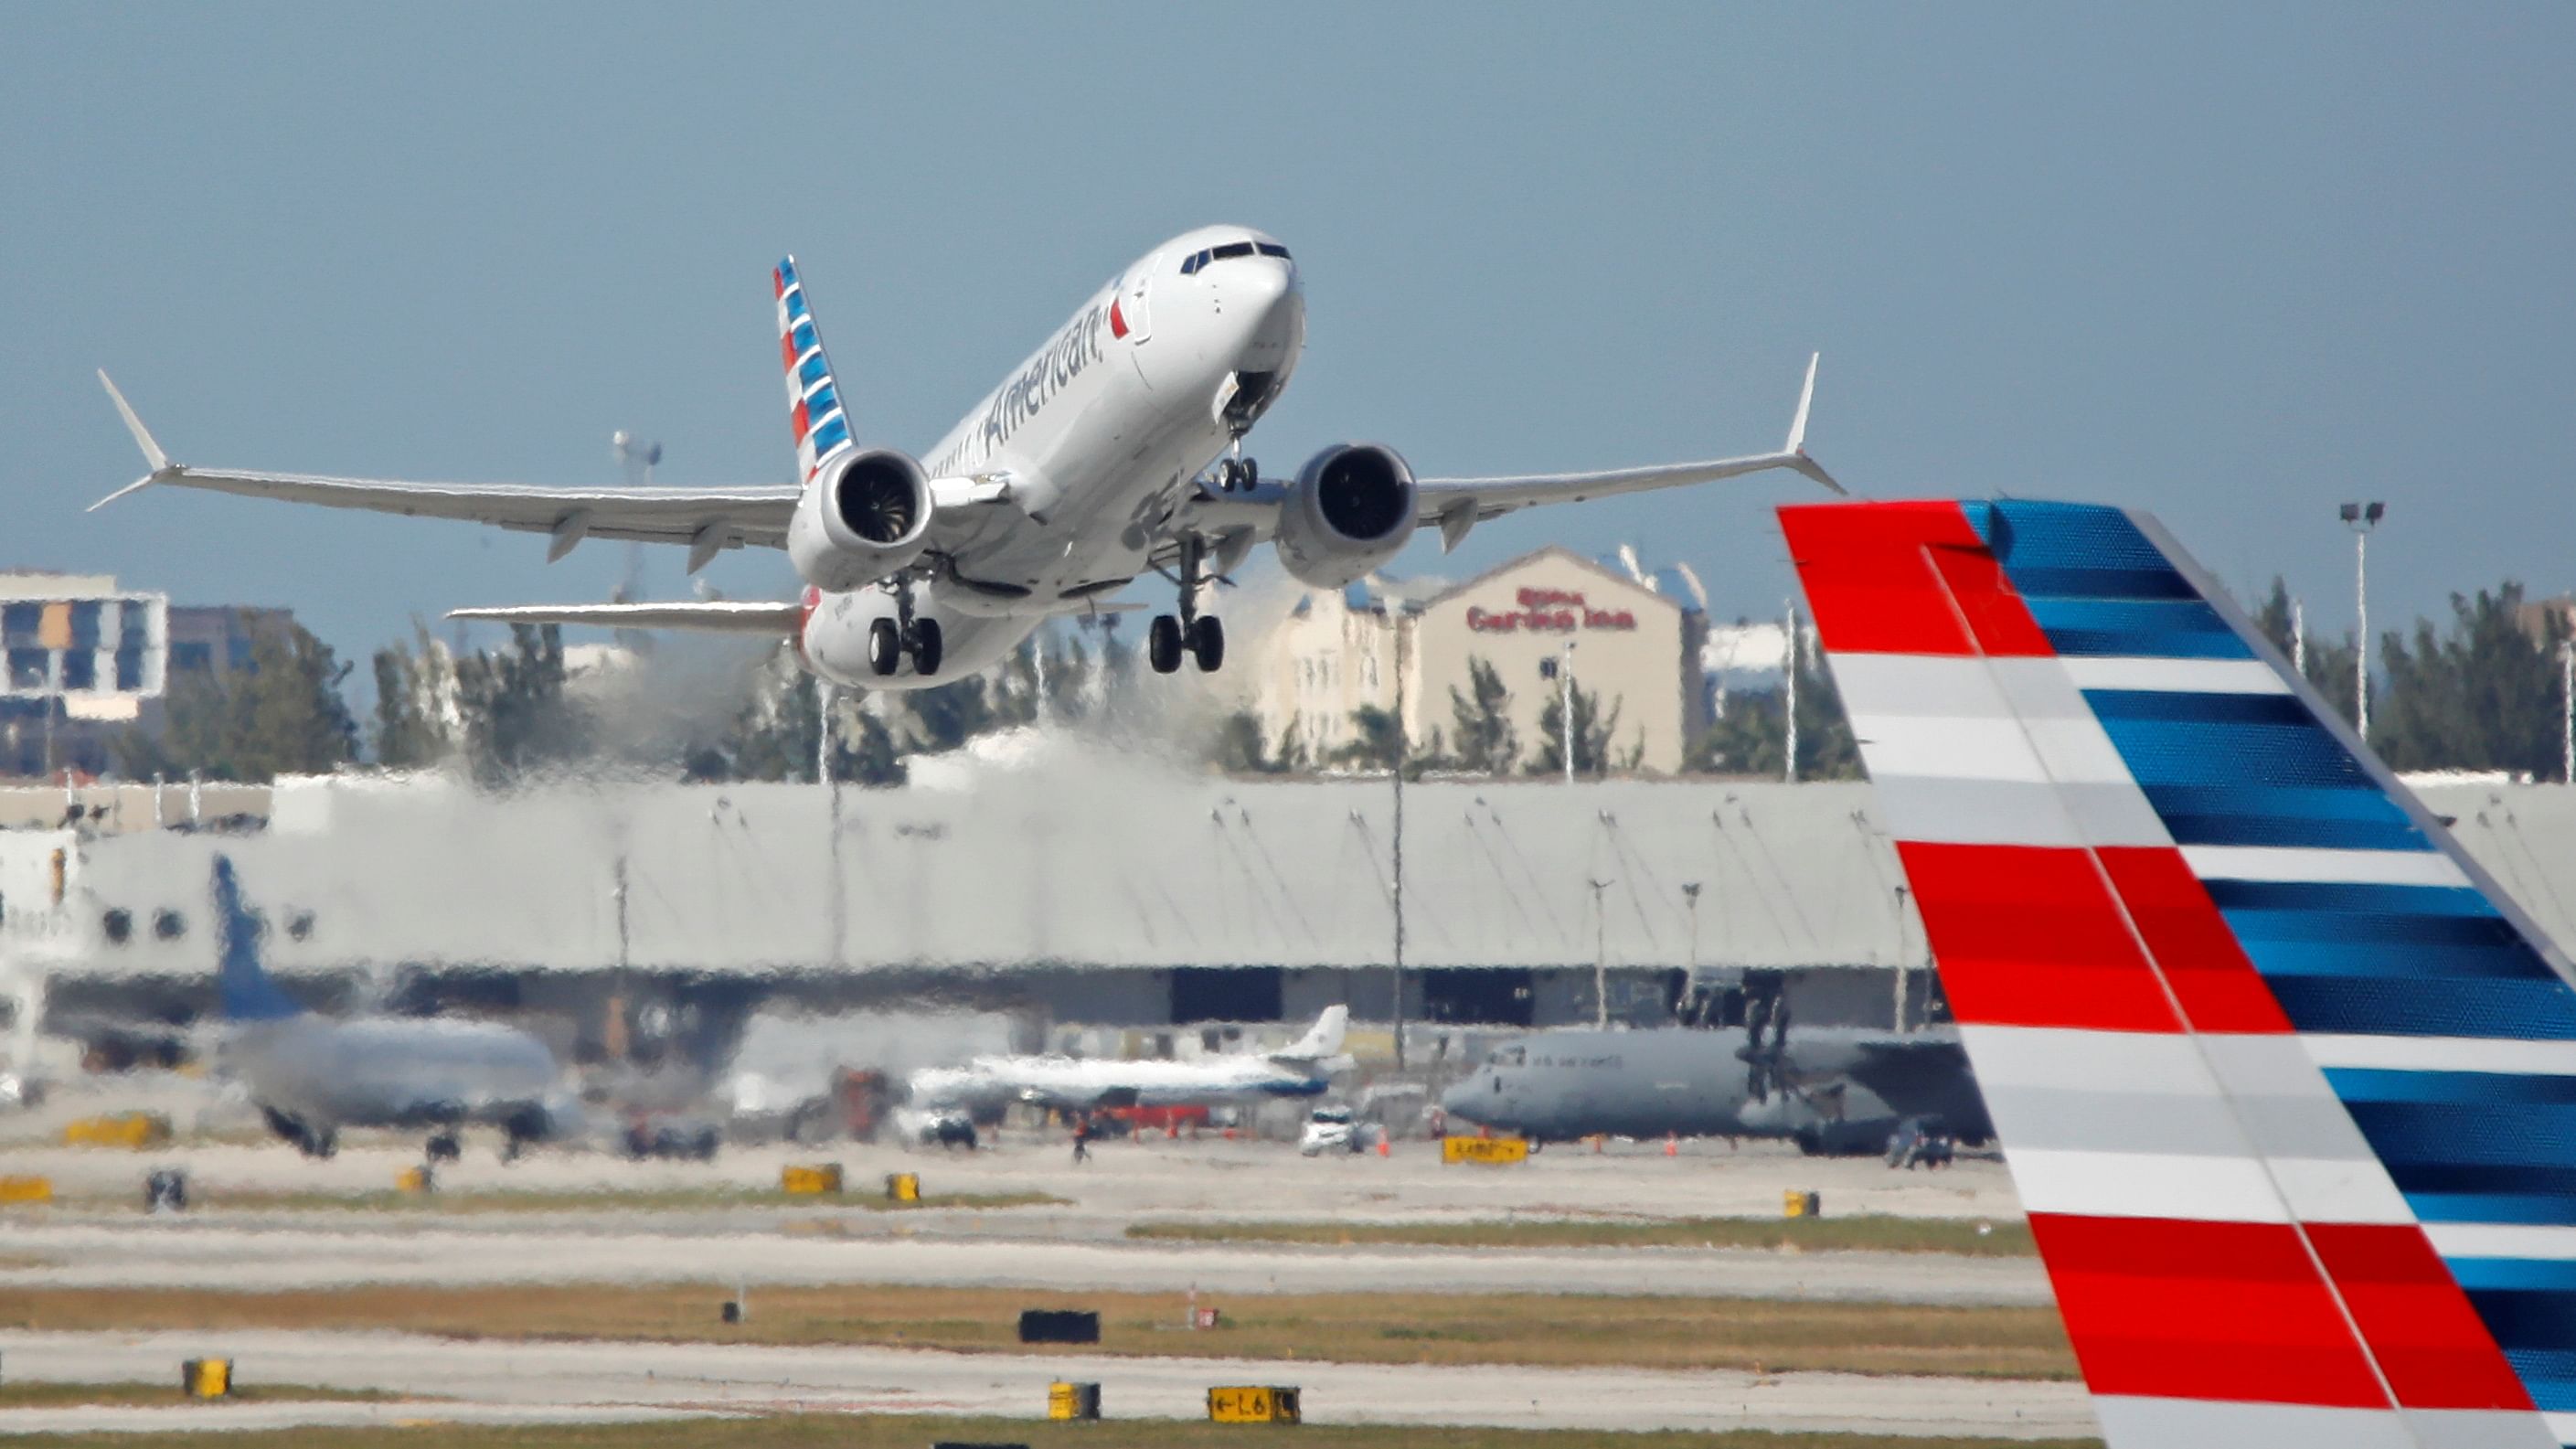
[774,256,855,485]
[1273,1005,1350,1063]
[212,857,303,1023]
[1783,498,2576,1449]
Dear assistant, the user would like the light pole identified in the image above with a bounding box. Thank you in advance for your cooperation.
[1389,604,1418,1070]
[1589,877,1613,1028]
[1783,598,1800,783]
[1682,881,1702,1025]
[2340,502,2384,739]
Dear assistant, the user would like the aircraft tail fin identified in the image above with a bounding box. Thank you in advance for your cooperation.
[1274,1005,1349,1063]
[212,857,303,1022]
[773,256,856,485]
[1782,498,2573,1449]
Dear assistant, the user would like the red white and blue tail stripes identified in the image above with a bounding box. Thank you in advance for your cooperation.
[773,256,854,485]
[1783,499,2576,1449]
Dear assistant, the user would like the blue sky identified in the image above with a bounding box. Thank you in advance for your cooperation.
[6,5,2571,679]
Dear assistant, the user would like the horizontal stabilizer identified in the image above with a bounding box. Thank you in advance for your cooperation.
[446,601,804,635]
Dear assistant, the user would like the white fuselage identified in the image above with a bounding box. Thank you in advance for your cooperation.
[799,226,1306,689]
[910,1050,1339,1113]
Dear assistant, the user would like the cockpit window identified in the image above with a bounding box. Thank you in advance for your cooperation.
[1181,240,1291,276]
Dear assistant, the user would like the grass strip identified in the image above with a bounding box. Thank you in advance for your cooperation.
[1128,1215,2036,1257]
[0,1283,2074,1380]
[0,1416,2102,1449]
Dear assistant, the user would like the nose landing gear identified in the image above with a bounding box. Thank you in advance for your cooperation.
[866,578,944,678]
[1212,455,1259,493]
[1151,536,1225,675]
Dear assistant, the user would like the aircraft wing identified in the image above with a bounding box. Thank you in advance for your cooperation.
[1410,354,1838,543]
[446,601,806,634]
[93,373,800,571]
[1176,355,1838,556]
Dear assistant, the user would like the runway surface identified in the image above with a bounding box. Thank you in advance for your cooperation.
[0,1217,2048,1305]
[0,1327,2098,1439]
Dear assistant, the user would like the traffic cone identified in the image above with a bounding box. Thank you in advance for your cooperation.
[1376,1135,1390,1157]
[1665,1132,1679,1157]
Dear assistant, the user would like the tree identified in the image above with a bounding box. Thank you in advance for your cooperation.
[898,677,1000,755]
[1272,713,1312,773]
[709,651,908,786]
[1447,657,1518,774]
[1209,710,1280,773]
[1334,705,1404,771]
[1529,683,1622,778]
[370,623,454,769]
[451,624,591,787]
[2373,582,2568,775]
[2251,576,2364,725]
[120,621,357,782]
[1687,634,1858,780]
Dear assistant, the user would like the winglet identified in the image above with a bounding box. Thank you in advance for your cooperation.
[1782,353,1844,495]
[91,370,176,510]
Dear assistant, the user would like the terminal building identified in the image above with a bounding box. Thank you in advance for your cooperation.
[5,756,2576,1071]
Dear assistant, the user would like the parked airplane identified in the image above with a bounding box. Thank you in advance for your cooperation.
[1783,497,2576,1448]
[94,228,1836,686]
[212,858,574,1161]
[907,1006,1353,1123]
[1439,1019,1989,1154]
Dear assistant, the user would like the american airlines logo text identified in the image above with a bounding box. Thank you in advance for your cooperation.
[1465,588,1637,634]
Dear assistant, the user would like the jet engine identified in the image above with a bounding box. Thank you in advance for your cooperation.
[1271,443,1418,590]
[785,448,935,592]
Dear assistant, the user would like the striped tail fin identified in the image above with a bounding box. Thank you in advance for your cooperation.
[773,256,855,484]
[1782,498,2574,1449]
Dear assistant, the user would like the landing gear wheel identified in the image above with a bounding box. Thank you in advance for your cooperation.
[1189,615,1225,673]
[910,619,943,677]
[868,619,901,677]
[1149,614,1185,674]
[426,1132,462,1164]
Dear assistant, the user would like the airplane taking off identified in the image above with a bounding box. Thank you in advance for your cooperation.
[1440,1021,1989,1154]
[907,1005,1352,1122]
[1783,498,2576,1449]
[94,227,1836,687]
[212,858,574,1161]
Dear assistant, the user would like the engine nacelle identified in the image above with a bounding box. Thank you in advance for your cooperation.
[786,448,935,593]
[1272,442,1418,590]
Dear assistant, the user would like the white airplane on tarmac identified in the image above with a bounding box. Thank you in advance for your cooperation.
[94,226,1837,685]
[907,1006,1355,1121]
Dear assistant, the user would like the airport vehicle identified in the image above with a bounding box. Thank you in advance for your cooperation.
[1438,1021,1987,1153]
[94,228,1836,687]
[1299,1104,1365,1156]
[212,858,576,1160]
[1783,497,2576,1447]
[908,1006,1353,1120]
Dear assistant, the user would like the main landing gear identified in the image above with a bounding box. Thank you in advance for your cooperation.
[866,577,942,678]
[1151,536,1224,675]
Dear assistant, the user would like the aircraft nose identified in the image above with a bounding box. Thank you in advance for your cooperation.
[1438,1077,1482,1116]
[1221,262,1301,359]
